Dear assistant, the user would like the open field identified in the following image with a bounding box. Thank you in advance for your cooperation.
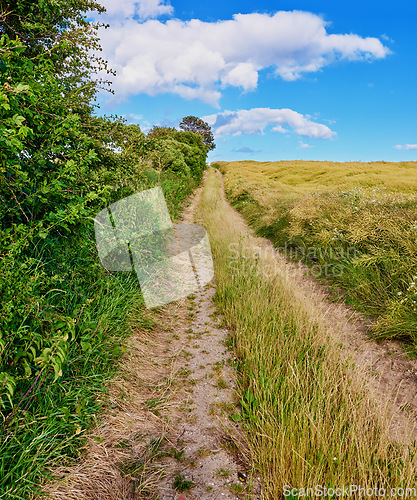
[216,160,417,194]
[215,160,417,346]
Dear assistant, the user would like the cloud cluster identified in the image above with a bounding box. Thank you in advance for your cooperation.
[232,147,262,155]
[96,9,390,105]
[203,108,336,140]
[394,144,417,150]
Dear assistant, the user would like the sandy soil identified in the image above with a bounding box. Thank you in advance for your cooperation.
[151,183,261,499]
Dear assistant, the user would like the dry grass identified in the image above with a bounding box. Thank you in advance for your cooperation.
[218,160,417,342]
[217,160,417,197]
[41,303,189,500]
[197,168,417,498]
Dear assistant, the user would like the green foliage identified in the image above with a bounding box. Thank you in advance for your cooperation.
[149,137,191,177]
[147,129,207,184]
[179,115,215,151]
[147,125,177,140]
[0,0,209,496]
[174,130,208,182]
[173,474,195,492]
[1,0,111,415]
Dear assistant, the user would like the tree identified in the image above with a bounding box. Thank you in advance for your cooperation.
[179,115,215,151]
[147,125,177,140]
[0,0,114,228]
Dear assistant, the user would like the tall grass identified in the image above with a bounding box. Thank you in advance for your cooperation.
[197,168,417,499]
[0,248,145,499]
[217,160,417,344]
[216,160,417,195]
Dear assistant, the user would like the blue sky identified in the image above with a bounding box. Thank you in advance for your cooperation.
[93,0,417,162]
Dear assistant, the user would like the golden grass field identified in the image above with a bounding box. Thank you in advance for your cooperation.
[217,160,417,194]
[215,160,417,343]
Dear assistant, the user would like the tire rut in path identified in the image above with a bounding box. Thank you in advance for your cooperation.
[152,181,259,499]
[215,169,417,445]
[154,283,247,500]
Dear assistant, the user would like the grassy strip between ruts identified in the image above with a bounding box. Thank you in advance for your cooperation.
[215,160,417,347]
[196,168,417,499]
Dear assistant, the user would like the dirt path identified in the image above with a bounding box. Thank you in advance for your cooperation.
[43,179,259,500]
[260,236,417,445]
[150,183,259,499]
[152,284,244,499]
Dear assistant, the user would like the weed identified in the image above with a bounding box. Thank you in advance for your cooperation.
[215,378,228,389]
[212,361,224,373]
[169,447,185,461]
[231,483,244,493]
[215,467,231,478]
[197,446,211,457]
[173,474,195,492]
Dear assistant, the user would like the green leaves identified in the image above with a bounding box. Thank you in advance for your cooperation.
[12,83,31,94]
[0,373,16,409]
[179,115,216,151]
[11,114,25,126]
[0,0,113,416]
[239,389,259,422]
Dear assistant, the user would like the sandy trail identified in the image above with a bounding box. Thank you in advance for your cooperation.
[42,177,259,500]
[152,182,258,499]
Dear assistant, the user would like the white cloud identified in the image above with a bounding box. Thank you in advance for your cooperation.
[394,144,417,150]
[97,10,390,105]
[381,34,394,43]
[221,63,258,91]
[97,0,173,21]
[299,142,314,148]
[123,113,143,122]
[203,108,336,140]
